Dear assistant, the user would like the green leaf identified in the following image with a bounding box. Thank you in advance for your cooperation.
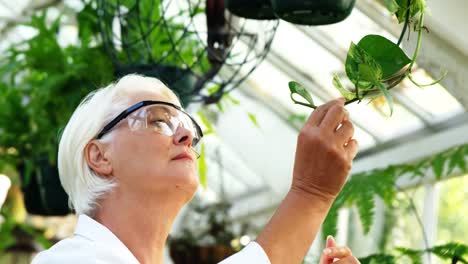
[430,242,468,262]
[198,143,207,189]
[357,35,411,79]
[345,42,383,86]
[359,254,397,264]
[216,101,224,113]
[395,247,423,264]
[372,166,397,205]
[384,0,400,13]
[248,113,260,128]
[322,203,339,241]
[376,82,394,115]
[355,187,375,234]
[224,94,240,105]
[431,153,445,180]
[332,74,355,100]
[288,81,315,107]
[197,111,215,135]
[395,0,426,23]
[448,147,467,175]
[358,64,381,83]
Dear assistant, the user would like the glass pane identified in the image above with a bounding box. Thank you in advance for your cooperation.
[437,175,468,244]
[396,69,465,124]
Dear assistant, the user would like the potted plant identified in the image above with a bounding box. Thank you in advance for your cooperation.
[270,0,356,25]
[97,0,210,106]
[225,0,277,20]
[168,201,249,264]
[0,176,53,263]
[0,6,115,215]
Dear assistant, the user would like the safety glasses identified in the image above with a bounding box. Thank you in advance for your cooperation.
[96,101,203,148]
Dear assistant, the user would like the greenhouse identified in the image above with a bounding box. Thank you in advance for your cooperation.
[0,0,467,263]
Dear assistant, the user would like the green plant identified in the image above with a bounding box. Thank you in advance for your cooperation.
[322,143,468,239]
[168,200,249,264]
[288,0,445,115]
[0,4,115,214]
[358,242,468,264]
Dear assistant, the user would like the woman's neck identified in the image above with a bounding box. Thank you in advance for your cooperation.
[94,188,187,264]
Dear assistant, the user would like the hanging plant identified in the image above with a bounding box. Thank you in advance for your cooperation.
[288,0,446,115]
[225,0,277,20]
[271,0,356,25]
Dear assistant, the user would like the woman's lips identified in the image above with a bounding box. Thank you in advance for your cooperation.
[172,152,194,161]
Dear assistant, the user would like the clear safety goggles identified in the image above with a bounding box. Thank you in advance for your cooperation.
[96,101,203,154]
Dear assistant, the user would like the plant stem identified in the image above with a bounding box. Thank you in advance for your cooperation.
[397,0,411,46]
[409,11,425,70]
[292,100,317,109]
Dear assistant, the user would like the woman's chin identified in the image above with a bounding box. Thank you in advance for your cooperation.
[170,171,199,196]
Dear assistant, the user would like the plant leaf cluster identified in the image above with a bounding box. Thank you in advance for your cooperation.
[322,143,468,240]
[288,0,443,116]
[0,5,114,181]
[359,242,468,264]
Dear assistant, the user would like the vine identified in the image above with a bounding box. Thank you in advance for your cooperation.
[288,0,447,115]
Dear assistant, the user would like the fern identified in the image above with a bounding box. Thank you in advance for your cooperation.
[322,143,468,238]
[359,253,396,264]
[357,242,468,264]
[430,242,468,264]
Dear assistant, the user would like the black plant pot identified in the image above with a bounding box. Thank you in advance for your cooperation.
[116,64,198,107]
[225,0,277,20]
[170,244,237,264]
[19,158,70,216]
[270,0,356,25]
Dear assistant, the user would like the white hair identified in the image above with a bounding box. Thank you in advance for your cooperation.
[58,74,180,216]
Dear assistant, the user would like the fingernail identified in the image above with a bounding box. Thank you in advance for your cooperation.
[327,235,334,242]
[323,248,332,255]
[337,97,346,102]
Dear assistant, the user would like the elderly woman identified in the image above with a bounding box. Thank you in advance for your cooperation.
[32,74,360,264]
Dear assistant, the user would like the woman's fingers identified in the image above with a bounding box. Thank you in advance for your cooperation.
[345,139,359,160]
[326,235,336,248]
[323,246,353,259]
[335,120,354,146]
[307,98,345,127]
[320,104,347,131]
[334,256,361,263]
[323,236,337,264]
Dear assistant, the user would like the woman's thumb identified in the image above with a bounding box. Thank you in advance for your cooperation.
[326,235,336,248]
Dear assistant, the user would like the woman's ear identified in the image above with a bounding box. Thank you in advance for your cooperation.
[85,140,113,177]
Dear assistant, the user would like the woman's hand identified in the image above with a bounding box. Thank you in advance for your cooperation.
[255,99,359,264]
[291,98,358,202]
[319,236,360,264]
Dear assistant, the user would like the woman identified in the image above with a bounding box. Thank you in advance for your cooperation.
[32,74,359,263]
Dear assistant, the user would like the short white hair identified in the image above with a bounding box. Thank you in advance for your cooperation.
[58,74,180,216]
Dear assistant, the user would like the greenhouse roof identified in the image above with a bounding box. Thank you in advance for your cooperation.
[1,0,467,215]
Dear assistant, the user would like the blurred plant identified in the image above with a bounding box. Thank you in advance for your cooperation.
[322,143,468,239]
[168,200,250,264]
[358,242,468,264]
[0,2,114,215]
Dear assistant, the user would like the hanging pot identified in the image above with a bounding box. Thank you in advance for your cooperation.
[19,157,70,216]
[270,0,356,25]
[116,64,198,107]
[225,0,277,20]
[170,244,237,264]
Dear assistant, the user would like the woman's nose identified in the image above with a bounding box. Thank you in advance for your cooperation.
[173,124,194,147]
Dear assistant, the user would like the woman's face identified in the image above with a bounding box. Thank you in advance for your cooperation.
[107,92,199,202]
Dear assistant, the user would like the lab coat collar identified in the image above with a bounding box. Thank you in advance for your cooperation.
[74,214,140,264]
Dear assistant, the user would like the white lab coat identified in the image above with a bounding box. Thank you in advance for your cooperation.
[32,215,270,264]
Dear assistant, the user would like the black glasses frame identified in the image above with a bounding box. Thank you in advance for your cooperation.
[96,100,204,144]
